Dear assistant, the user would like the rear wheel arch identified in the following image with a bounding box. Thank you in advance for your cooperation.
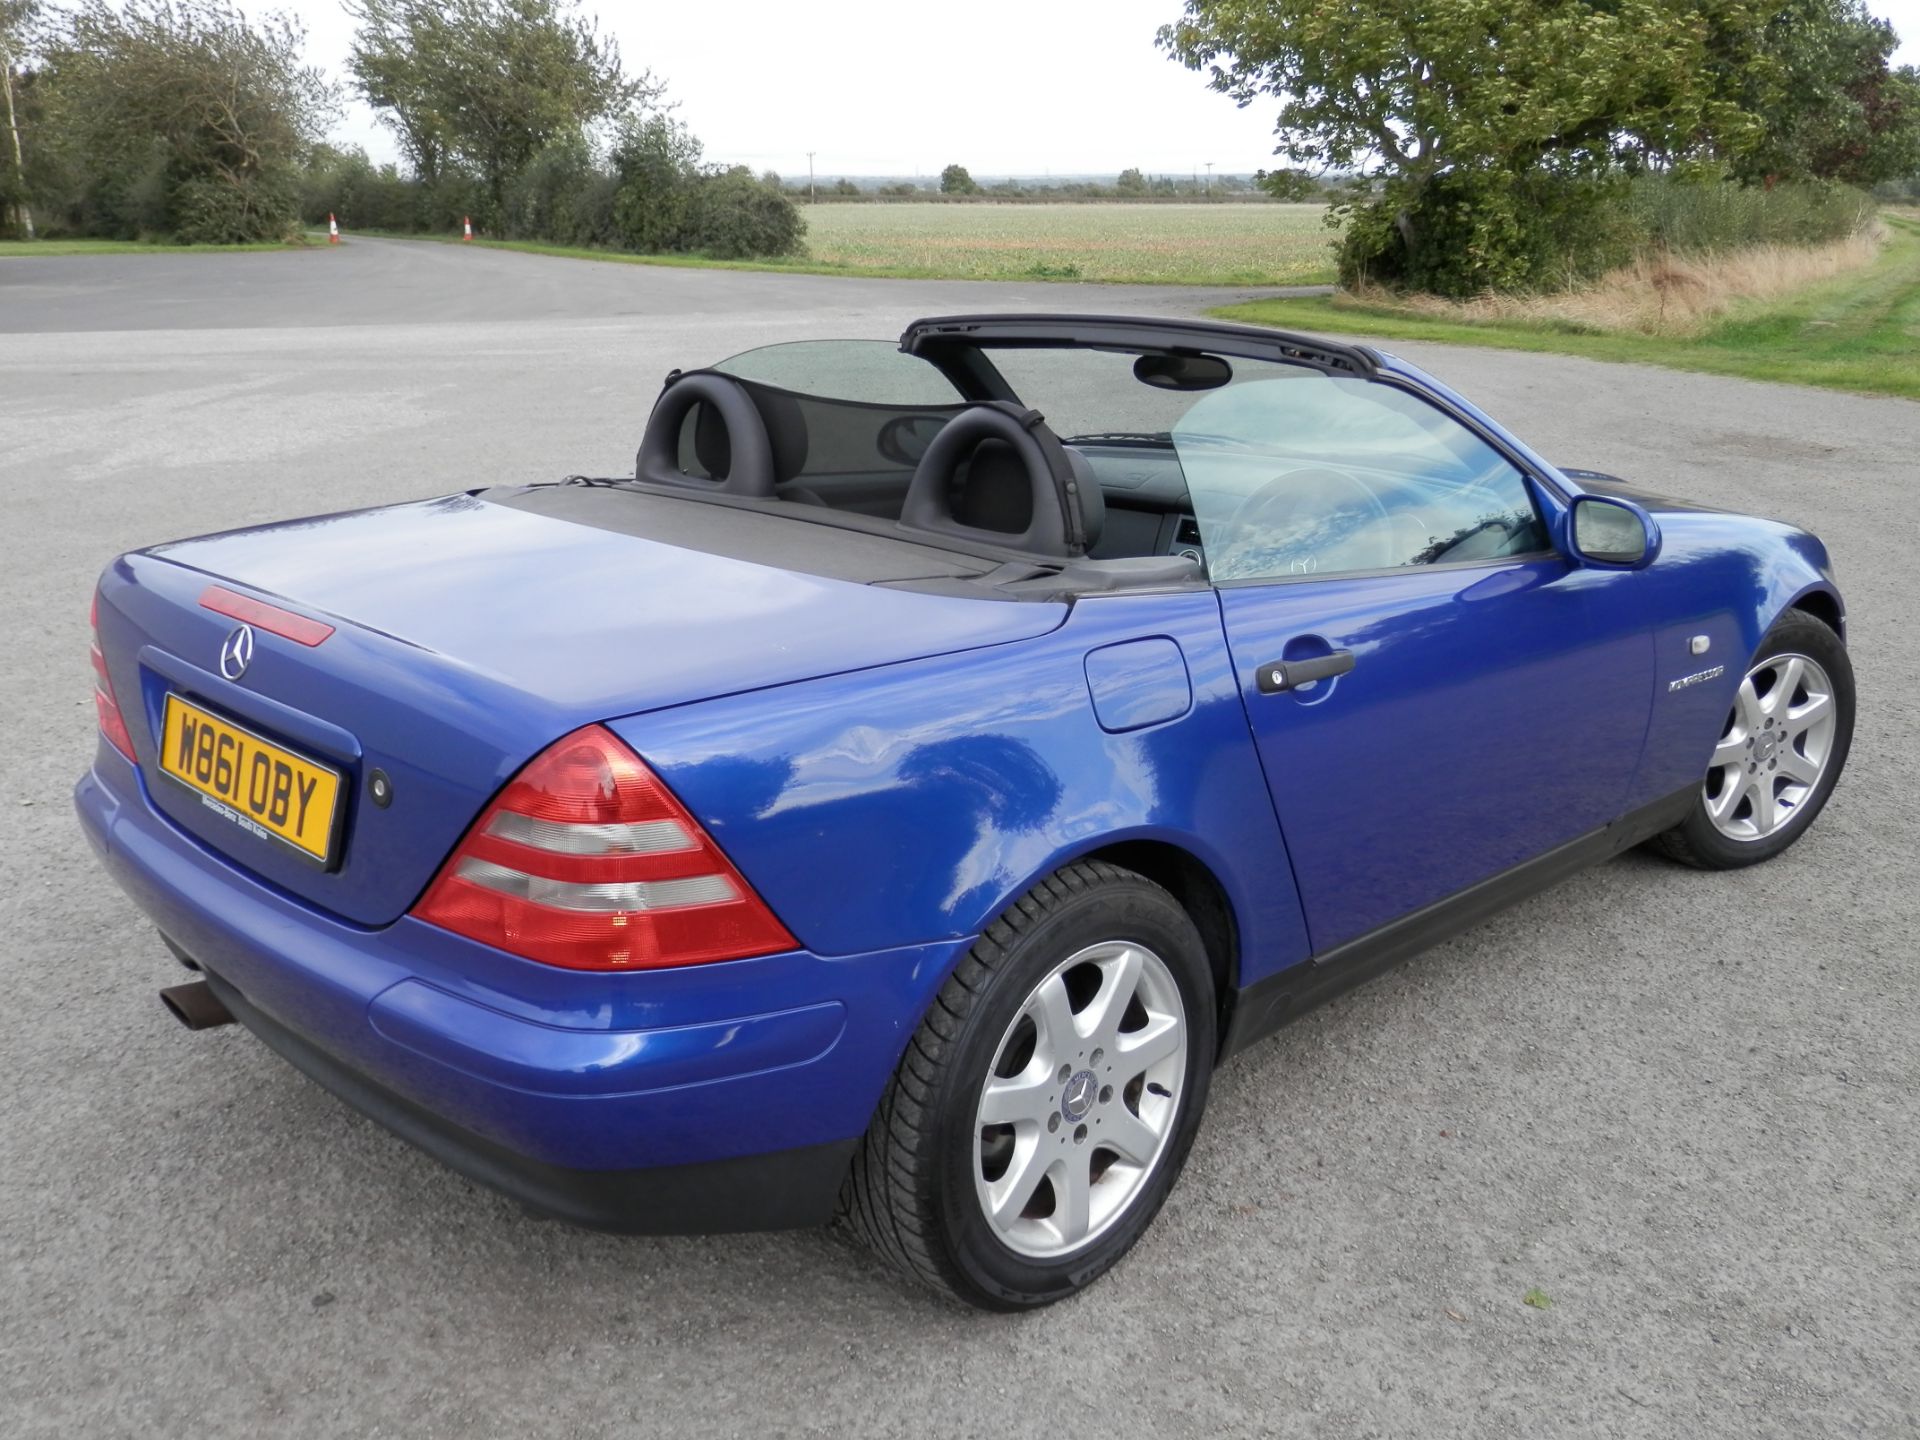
[1078,839,1239,1044]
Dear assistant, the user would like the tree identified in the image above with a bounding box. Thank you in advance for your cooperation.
[1160,0,1764,294]
[1,0,37,237]
[608,109,700,252]
[347,0,653,221]
[939,162,977,195]
[1115,166,1147,194]
[1253,167,1317,200]
[1728,0,1920,186]
[32,0,334,242]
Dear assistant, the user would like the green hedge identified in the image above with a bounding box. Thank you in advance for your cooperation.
[1340,171,1877,298]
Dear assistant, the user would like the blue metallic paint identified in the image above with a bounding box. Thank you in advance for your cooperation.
[611,589,1313,980]
[75,338,1845,1210]
[1217,553,1657,951]
[1083,637,1194,733]
[100,498,1063,926]
[77,739,976,1169]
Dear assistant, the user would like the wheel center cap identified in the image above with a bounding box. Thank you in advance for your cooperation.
[1755,733,1779,762]
[1061,1069,1097,1121]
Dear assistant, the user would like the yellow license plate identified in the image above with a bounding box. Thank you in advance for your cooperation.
[159,695,342,863]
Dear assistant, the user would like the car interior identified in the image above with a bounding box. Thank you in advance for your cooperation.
[607,327,1550,590]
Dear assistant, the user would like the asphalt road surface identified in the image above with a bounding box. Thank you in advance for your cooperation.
[2,238,1914,1439]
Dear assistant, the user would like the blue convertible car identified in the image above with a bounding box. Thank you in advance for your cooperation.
[78,315,1852,1308]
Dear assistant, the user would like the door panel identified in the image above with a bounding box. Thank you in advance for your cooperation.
[1219,557,1654,952]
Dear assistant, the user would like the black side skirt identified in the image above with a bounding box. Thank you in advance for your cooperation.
[198,967,856,1235]
[1218,786,1696,1061]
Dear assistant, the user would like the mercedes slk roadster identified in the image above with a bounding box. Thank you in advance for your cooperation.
[77,315,1853,1308]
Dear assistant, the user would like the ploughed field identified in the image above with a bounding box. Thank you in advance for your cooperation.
[795,201,1338,285]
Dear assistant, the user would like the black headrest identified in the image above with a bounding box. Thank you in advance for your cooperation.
[953,439,1031,534]
[954,441,1104,550]
[899,403,1100,558]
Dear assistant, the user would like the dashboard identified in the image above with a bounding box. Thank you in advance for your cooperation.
[1069,442,1206,565]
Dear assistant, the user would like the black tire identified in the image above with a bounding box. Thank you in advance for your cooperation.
[842,860,1216,1310]
[1652,609,1853,870]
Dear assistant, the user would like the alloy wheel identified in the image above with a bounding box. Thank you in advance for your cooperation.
[1704,651,1839,842]
[972,940,1188,1260]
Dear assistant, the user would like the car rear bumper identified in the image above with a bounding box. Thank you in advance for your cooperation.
[76,743,973,1232]
[195,960,857,1232]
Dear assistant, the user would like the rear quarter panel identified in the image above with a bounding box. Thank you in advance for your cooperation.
[610,590,1313,985]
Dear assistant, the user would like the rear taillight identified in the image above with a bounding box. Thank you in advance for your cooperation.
[90,592,137,763]
[412,725,795,970]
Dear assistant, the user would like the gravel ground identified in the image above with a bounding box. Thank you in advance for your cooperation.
[1,240,1914,1439]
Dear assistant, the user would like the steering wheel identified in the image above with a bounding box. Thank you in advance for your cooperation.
[1210,467,1396,580]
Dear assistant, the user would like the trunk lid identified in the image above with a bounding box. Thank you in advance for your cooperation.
[97,490,1064,926]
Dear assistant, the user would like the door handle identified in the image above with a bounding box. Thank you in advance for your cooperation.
[1256,649,1355,694]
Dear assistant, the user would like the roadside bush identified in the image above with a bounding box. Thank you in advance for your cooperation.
[1628,174,1875,252]
[300,146,424,232]
[1339,169,1639,297]
[1341,167,1877,297]
[680,167,803,258]
[174,171,299,244]
[503,136,617,247]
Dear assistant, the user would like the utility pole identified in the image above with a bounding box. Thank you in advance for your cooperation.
[806,151,815,205]
[0,26,33,241]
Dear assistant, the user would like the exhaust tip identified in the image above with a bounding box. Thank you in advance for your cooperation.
[160,981,234,1031]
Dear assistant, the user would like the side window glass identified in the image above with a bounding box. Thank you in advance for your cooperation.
[1175,376,1546,582]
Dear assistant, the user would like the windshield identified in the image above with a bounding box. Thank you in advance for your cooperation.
[712,339,962,405]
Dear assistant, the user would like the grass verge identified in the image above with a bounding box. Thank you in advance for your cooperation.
[0,236,317,257]
[1214,213,1920,400]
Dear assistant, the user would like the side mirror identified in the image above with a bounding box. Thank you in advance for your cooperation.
[1569,495,1660,569]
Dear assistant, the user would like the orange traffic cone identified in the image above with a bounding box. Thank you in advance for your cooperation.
[462,216,473,242]
[328,212,339,244]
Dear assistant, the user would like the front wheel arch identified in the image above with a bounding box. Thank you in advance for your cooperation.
[1787,585,1844,645]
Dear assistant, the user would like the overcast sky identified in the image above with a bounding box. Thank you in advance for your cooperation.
[264,0,1920,178]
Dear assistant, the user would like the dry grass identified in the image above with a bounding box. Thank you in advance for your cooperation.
[1352,227,1888,337]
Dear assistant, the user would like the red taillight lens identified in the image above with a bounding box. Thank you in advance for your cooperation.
[90,592,137,763]
[412,725,796,970]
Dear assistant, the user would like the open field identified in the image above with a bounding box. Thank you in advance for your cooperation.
[389,201,1341,287]
[0,236,316,257]
[3,238,1918,1437]
[796,201,1338,284]
[1217,212,1920,400]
